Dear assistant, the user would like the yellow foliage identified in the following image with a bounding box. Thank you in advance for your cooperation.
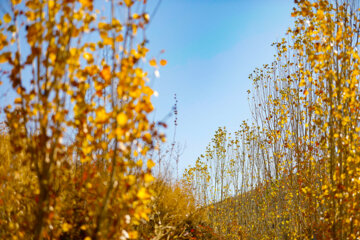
[0,0,162,239]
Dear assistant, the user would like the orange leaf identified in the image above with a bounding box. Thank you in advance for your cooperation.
[14,98,22,104]
[149,59,156,67]
[0,52,10,63]
[100,65,111,82]
[160,59,167,66]
[79,0,93,9]
[124,0,132,7]
[11,0,21,5]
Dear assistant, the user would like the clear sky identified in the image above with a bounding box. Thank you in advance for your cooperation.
[0,0,295,174]
[146,0,295,173]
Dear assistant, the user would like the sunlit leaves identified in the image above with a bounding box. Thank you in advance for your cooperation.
[116,113,127,126]
[3,14,11,23]
[149,58,156,67]
[11,0,22,5]
[79,0,93,9]
[184,1,360,239]
[100,65,111,83]
[83,52,94,63]
[160,59,167,66]
[0,0,162,239]
[124,0,133,7]
[146,159,155,169]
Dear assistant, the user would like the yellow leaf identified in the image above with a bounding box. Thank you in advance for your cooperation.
[133,13,140,19]
[136,159,143,167]
[100,65,111,83]
[14,98,22,104]
[137,187,150,200]
[80,0,93,9]
[116,34,123,42]
[299,79,306,87]
[129,231,138,239]
[84,237,91,240]
[3,14,11,24]
[144,173,155,183]
[132,24,137,35]
[83,146,92,155]
[62,223,72,232]
[124,0,133,7]
[128,175,136,185]
[95,107,108,123]
[48,0,55,8]
[144,13,150,23]
[143,132,152,143]
[11,0,21,5]
[317,9,324,20]
[135,68,144,77]
[147,159,155,169]
[83,52,93,63]
[117,113,127,126]
[160,59,167,66]
[0,54,9,63]
[49,53,56,63]
[149,59,156,67]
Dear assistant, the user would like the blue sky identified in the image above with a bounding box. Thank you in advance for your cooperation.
[0,0,294,174]
[146,0,294,172]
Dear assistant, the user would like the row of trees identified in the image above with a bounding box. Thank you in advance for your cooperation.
[184,0,360,239]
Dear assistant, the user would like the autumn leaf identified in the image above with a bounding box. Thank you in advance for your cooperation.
[3,14,11,24]
[83,52,93,63]
[143,132,152,144]
[149,59,156,67]
[128,231,138,239]
[117,113,127,126]
[14,98,22,104]
[100,65,111,83]
[95,107,109,123]
[11,0,21,5]
[137,187,150,200]
[79,0,93,9]
[0,52,10,63]
[144,173,155,183]
[62,223,72,232]
[124,0,133,7]
[146,159,155,169]
[160,59,167,66]
[144,13,150,23]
